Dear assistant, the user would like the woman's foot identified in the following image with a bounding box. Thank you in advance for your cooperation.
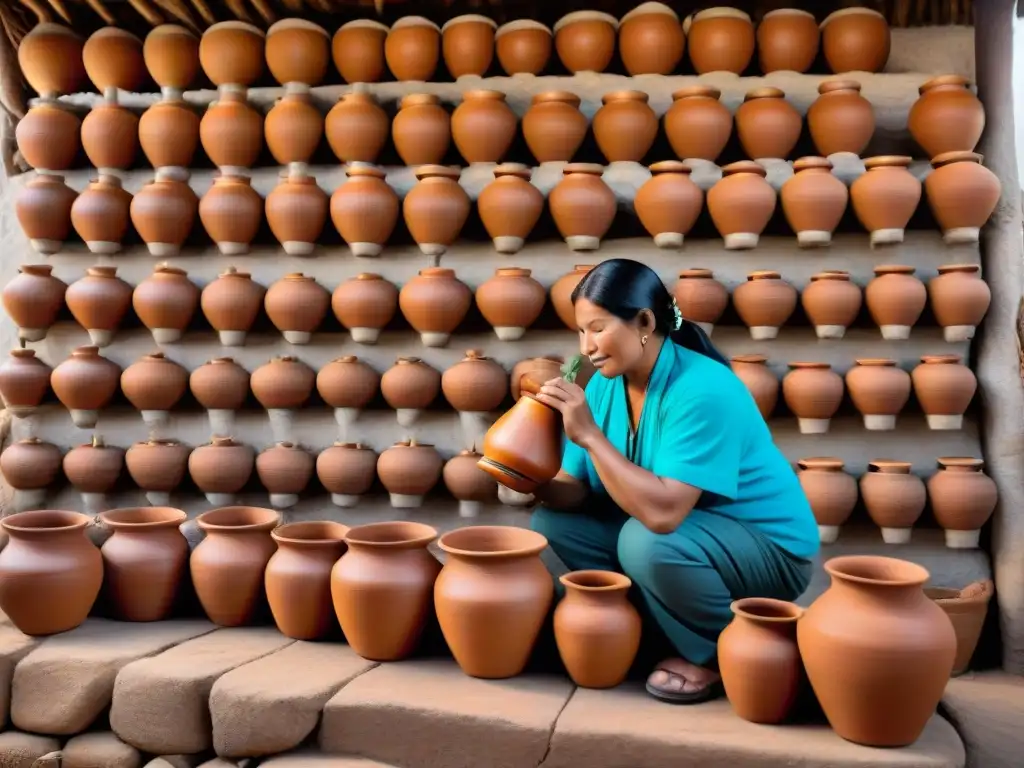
[645,658,724,705]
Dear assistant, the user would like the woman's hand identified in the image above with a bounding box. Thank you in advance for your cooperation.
[535,378,600,448]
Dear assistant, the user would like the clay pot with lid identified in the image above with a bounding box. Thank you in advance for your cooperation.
[522,92,587,164]
[550,264,594,330]
[331,165,399,258]
[144,24,199,98]
[618,2,684,75]
[845,359,911,431]
[850,156,922,246]
[403,165,470,257]
[927,458,997,549]
[385,17,440,81]
[377,440,443,508]
[15,101,82,174]
[381,357,441,428]
[191,357,250,431]
[70,175,132,255]
[549,164,616,252]
[797,458,857,543]
[191,506,278,626]
[495,21,551,75]
[265,92,324,174]
[201,267,266,346]
[0,350,51,418]
[2,264,67,342]
[188,438,255,506]
[98,506,188,622]
[332,273,399,344]
[780,157,849,247]
[444,450,499,518]
[800,271,863,339]
[333,20,388,84]
[121,353,188,428]
[125,439,190,506]
[199,21,265,89]
[707,162,777,250]
[807,80,875,157]
[912,355,977,431]
[909,76,984,158]
[133,265,200,345]
[80,98,139,175]
[392,94,450,166]
[756,9,819,73]
[925,151,1000,245]
[859,462,926,543]
[442,15,496,77]
[442,350,509,415]
[399,268,472,347]
[130,169,199,257]
[819,8,890,73]
[865,265,926,340]
[317,356,380,431]
[928,265,991,343]
[251,356,316,414]
[139,99,201,173]
[51,346,121,428]
[663,86,733,162]
[782,362,844,434]
[684,7,754,74]
[735,88,801,161]
[732,271,796,340]
[265,19,330,89]
[256,442,314,508]
[451,90,517,165]
[266,171,329,256]
[672,270,728,336]
[592,91,658,164]
[266,520,348,640]
[730,355,778,420]
[479,393,562,494]
[264,273,330,344]
[435,526,553,678]
[553,11,618,73]
[14,174,76,256]
[199,175,263,255]
[325,91,389,164]
[475,268,546,340]
[317,443,378,507]
[477,164,544,254]
[0,438,63,511]
[18,23,86,98]
[0,510,102,636]
[200,89,264,174]
[635,162,704,249]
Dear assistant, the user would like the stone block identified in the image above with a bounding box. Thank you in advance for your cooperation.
[942,671,1024,768]
[262,754,396,767]
[61,732,142,768]
[0,731,60,768]
[0,625,39,724]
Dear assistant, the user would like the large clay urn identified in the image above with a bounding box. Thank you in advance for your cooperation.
[399,268,472,347]
[139,99,201,172]
[325,91,389,164]
[403,165,470,258]
[14,174,76,256]
[684,7,754,74]
[190,506,279,626]
[928,264,991,343]
[663,86,732,162]
[381,357,441,427]
[199,174,263,255]
[0,510,102,636]
[0,438,62,510]
[144,24,199,99]
[19,23,86,98]
[15,101,81,173]
[782,362,844,434]
[801,271,863,340]
[451,90,517,165]
[864,265,926,340]
[730,355,778,420]
[549,164,616,251]
[478,393,562,493]
[797,458,857,543]
[927,458,998,549]
[200,88,264,174]
[850,156,922,246]
[819,8,890,73]
[121,352,189,427]
[2,264,67,342]
[265,521,348,640]
[70,175,132,256]
[911,355,977,431]
[392,94,450,166]
[332,273,399,344]
[860,461,926,543]
[188,437,255,505]
[332,521,440,660]
[130,169,199,257]
[332,20,387,83]
[925,151,1001,245]
[522,92,587,164]
[266,171,329,256]
[98,506,188,622]
[553,11,618,73]
[909,76,985,159]
[592,91,658,164]
[672,269,727,336]
[264,273,330,344]
[550,264,594,330]
[554,570,641,689]
[618,2,684,75]
[807,80,875,157]
[477,164,544,254]
[125,439,190,506]
[442,14,496,77]
[732,271,797,340]
[80,99,139,175]
[317,443,378,507]
[719,598,803,724]
[442,350,510,414]
[845,359,912,431]
[635,162,704,250]
[475,268,546,341]
[780,157,849,247]
[0,349,51,417]
[757,9,819,73]
[707,162,777,250]
[799,555,954,746]
[444,450,499,518]
[265,19,330,89]
[436,526,553,679]
[494,20,552,75]
[376,440,443,507]
[384,16,440,81]
[256,441,314,508]
[201,267,267,346]
[51,346,121,428]
[199,21,265,89]
[63,436,125,514]
[265,91,324,173]
[330,165,399,258]
[734,88,801,160]
[133,265,200,344]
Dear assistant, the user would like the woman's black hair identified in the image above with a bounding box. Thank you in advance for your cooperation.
[570,258,730,367]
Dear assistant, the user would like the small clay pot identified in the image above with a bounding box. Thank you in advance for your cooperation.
[442,350,510,413]
[707,161,777,250]
[188,438,255,506]
[399,267,473,347]
[330,165,399,258]
[199,174,264,255]
[332,273,399,345]
[730,355,778,420]
[377,440,443,507]
[19,23,87,98]
[14,174,77,255]
[909,75,984,158]
[819,8,890,74]
[120,352,189,423]
[264,273,330,344]
[684,7,754,74]
[265,92,324,170]
[50,346,122,428]
[800,271,863,339]
[129,169,199,257]
[782,362,844,434]
[663,86,733,162]
[635,161,704,249]
[201,267,267,347]
[927,264,991,343]
[845,359,912,431]
[475,268,546,341]
[144,24,199,98]
[392,94,450,166]
[317,443,378,507]
[780,156,849,247]
[477,164,544,254]
[618,2,684,75]
[380,357,441,426]
[198,21,265,88]
[549,164,616,251]
[265,172,329,256]
[865,265,927,340]
[250,356,316,411]
[125,439,190,505]
[16,101,82,173]
[2,264,67,342]
[199,89,264,173]
[138,99,200,171]
[592,90,658,163]
[553,11,618,73]
[384,17,440,81]
[924,151,1001,245]
[911,355,977,431]
[0,350,52,417]
[444,450,499,518]
[80,100,140,174]
[0,438,63,503]
[451,90,517,164]
[757,9,819,73]
[807,80,875,157]
[402,165,470,258]
[734,87,801,160]
[256,442,314,508]
[859,461,926,544]
[550,264,595,330]
[732,271,797,340]
[442,15,496,78]
[672,269,728,336]
[324,91,389,164]
[332,20,388,84]
[797,458,857,543]
[133,265,200,344]
[63,437,125,508]
[265,19,330,88]
[926,458,997,549]
[850,156,922,247]
[70,174,133,255]
[317,356,380,413]
[190,357,250,412]
[495,20,551,75]
[522,91,587,164]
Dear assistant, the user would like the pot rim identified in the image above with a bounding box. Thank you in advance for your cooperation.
[399,93,441,108]
[824,554,930,589]
[797,457,845,471]
[2,510,93,535]
[931,150,983,168]
[671,85,721,101]
[553,10,619,33]
[197,506,279,532]
[560,568,632,592]
[390,16,441,32]
[820,7,885,28]
[937,264,981,275]
[919,74,971,93]
[531,90,580,106]
[337,19,390,32]
[495,19,552,38]
[343,520,438,548]
[810,270,851,281]
[438,524,548,558]
[441,14,498,33]
[272,520,350,545]
[936,456,985,471]
[818,78,862,94]
[678,267,714,278]
[99,506,187,529]
[650,160,691,175]
[730,596,803,622]
[493,163,532,180]
[730,353,768,364]
[621,2,678,23]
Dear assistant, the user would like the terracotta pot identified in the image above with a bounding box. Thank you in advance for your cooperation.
[495,20,551,75]
[707,161,777,250]
[191,506,278,626]
[385,16,440,81]
[333,20,388,84]
[0,510,102,636]
[121,352,189,422]
[16,101,82,173]
[730,355,778,420]
[2,264,67,342]
[188,437,255,505]
[256,442,315,508]
[139,99,201,171]
[133,265,199,344]
[266,172,328,256]
[477,164,544,254]
[549,164,616,251]
[719,598,803,724]
[634,161,704,249]
[592,90,658,163]
[332,273,399,344]
[819,8,890,73]
[850,156,922,246]
[442,14,496,77]
[782,362,844,434]
[403,165,470,257]
[735,88,801,160]
[522,92,587,164]
[479,393,561,493]
[398,267,472,348]
[554,570,641,688]
[251,356,316,411]
[332,521,440,660]
[264,273,330,344]
[672,269,727,336]
[376,440,443,507]
[807,80,874,157]
[799,555,954,745]
[684,7,754,74]
[14,175,77,256]
[98,506,188,622]
[550,264,594,330]
[130,169,199,257]
[265,92,324,170]
[266,521,348,640]
[317,356,380,416]
[18,23,87,97]
[442,350,509,413]
[190,357,250,412]
[451,90,517,165]
[780,156,848,247]
[83,26,141,94]
[797,458,857,543]
[619,2,684,75]
[800,271,862,339]
[663,86,732,162]
[0,350,51,417]
[553,11,618,73]
[80,100,139,173]
[325,91,389,164]
[201,267,266,346]
[330,165,399,258]
[62,427,123,501]
[909,76,985,159]
[859,461,926,543]
[475,268,545,340]
[864,265,926,340]
[198,174,263,255]
[444,450,498,518]
[70,175,132,256]
[925,151,1000,245]
[200,89,264,173]
[51,346,121,428]
[380,357,441,426]
[927,580,993,676]
[317,443,378,507]
[845,359,911,431]
[732,271,796,340]
[125,439,190,505]
[265,19,329,87]
[392,93,451,166]
[928,264,991,343]
[756,9,818,73]
[0,438,63,504]
[198,21,265,88]
[436,526,553,678]
[927,458,997,549]
[144,24,199,98]
[511,356,590,401]
[911,355,977,431]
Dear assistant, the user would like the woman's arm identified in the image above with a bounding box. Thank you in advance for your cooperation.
[532,471,588,510]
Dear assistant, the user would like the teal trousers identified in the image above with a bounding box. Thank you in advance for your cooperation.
[531,505,812,667]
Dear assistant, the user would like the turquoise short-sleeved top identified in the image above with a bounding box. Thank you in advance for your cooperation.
[561,339,820,560]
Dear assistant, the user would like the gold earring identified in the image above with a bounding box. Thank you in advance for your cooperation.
[641,335,648,346]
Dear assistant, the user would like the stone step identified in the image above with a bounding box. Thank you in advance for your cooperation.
[941,671,1024,768]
